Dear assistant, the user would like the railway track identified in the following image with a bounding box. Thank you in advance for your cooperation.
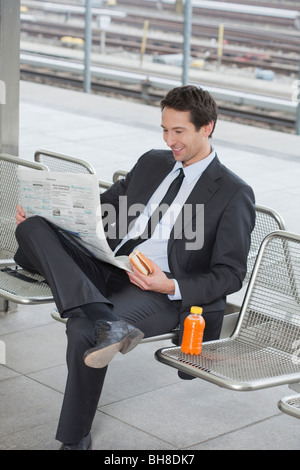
[22,8,300,52]
[21,18,300,75]
[25,0,300,29]
[20,66,296,132]
[20,1,299,132]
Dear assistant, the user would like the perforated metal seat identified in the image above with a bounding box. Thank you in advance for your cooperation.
[34,149,112,190]
[226,204,286,312]
[0,153,53,304]
[156,231,300,391]
[0,268,53,304]
[278,394,300,419]
[34,149,96,175]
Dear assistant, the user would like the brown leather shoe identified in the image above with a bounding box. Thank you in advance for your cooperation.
[83,320,144,368]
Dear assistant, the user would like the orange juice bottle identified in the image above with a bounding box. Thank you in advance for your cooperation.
[181,306,205,355]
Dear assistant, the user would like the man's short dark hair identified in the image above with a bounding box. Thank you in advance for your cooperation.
[160,85,218,137]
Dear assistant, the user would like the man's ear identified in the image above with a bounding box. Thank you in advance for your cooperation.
[203,121,214,137]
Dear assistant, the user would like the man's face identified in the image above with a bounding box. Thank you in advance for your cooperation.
[161,107,213,167]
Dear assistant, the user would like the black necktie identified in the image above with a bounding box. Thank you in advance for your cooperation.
[116,168,185,256]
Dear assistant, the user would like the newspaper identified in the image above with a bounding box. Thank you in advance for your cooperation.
[17,168,132,272]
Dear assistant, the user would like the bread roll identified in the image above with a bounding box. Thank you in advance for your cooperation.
[129,249,154,276]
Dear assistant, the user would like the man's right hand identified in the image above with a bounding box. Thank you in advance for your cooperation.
[15,204,26,225]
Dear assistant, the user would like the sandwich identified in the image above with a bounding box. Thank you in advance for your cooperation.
[129,249,154,276]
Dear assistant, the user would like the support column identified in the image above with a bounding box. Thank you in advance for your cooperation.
[182,0,192,86]
[0,0,20,155]
[0,0,20,314]
[84,0,92,94]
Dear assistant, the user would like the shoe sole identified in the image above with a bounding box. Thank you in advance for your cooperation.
[83,328,144,369]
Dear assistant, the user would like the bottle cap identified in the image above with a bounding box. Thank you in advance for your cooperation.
[190,306,203,315]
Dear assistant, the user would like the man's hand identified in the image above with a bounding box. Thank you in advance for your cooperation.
[127,260,175,295]
[15,204,26,225]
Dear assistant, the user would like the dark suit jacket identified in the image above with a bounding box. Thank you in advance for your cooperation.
[101,149,255,318]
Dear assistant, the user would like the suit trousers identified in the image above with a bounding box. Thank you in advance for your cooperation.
[14,216,183,443]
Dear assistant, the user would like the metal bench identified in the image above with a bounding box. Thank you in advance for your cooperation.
[0,153,53,309]
[278,394,300,419]
[34,149,112,191]
[34,148,129,190]
[222,204,286,339]
[226,204,286,313]
[155,230,300,391]
[1,150,288,350]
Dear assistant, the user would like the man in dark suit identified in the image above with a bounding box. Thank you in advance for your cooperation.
[15,85,255,449]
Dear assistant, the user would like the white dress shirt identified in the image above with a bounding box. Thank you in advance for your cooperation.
[114,148,216,300]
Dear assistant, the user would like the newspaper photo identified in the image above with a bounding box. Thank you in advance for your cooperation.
[17,168,132,272]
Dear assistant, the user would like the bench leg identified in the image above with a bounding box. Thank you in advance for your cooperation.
[0,299,18,316]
